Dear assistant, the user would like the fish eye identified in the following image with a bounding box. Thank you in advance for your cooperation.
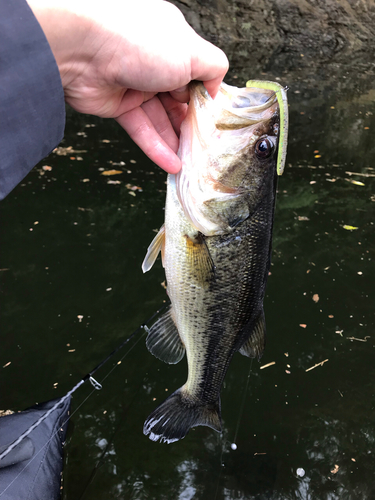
[255,138,273,159]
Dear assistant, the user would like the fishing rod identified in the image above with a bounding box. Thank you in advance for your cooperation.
[0,303,166,465]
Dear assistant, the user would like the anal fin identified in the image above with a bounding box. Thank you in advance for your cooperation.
[239,309,266,360]
[142,225,165,273]
[146,306,185,364]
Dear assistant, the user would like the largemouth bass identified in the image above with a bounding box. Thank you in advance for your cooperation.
[142,80,288,443]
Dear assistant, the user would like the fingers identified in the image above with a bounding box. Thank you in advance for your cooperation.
[141,96,180,152]
[116,107,181,174]
[169,37,228,102]
[169,85,189,104]
[203,74,227,100]
[157,93,188,137]
[190,36,229,99]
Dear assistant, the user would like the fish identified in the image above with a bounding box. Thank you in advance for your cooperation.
[141,79,288,443]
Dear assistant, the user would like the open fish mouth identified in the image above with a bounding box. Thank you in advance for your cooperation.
[189,80,288,174]
[175,80,287,236]
[188,80,279,131]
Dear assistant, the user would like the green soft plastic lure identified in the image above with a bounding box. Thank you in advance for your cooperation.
[246,80,288,175]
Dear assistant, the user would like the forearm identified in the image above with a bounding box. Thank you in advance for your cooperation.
[0,0,65,200]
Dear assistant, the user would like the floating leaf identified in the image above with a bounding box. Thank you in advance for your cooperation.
[101,170,123,176]
[260,361,276,370]
[344,178,365,186]
[306,359,329,372]
[345,170,375,178]
[53,146,87,156]
[331,464,339,474]
[299,324,307,328]
[125,184,142,191]
[312,294,319,303]
[343,225,358,231]
[42,165,52,171]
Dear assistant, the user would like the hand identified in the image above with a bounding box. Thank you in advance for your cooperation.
[27,0,229,173]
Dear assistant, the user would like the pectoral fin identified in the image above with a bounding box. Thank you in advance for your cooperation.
[239,310,266,360]
[185,233,216,285]
[146,306,185,364]
[142,225,165,273]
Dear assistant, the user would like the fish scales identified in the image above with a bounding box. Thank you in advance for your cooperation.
[165,176,276,404]
[142,80,288,444]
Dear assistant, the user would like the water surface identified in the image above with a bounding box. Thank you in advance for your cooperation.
[0,58,374,499]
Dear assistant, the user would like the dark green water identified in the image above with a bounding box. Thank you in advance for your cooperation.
[1,60,374,499]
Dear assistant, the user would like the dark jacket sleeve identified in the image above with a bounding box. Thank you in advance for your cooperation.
[0,0,65,200]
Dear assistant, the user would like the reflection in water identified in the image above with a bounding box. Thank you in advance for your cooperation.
[177,460,198,500]
[0,56,374,499]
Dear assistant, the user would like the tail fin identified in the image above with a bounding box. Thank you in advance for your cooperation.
[143,388,221,444]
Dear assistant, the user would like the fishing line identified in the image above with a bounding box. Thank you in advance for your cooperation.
[213,359,254,499]
[78,379,145,500]
[213,431,225,500]
[232,358,254,448]
[0,304,167,496]
[0,331,147,498]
